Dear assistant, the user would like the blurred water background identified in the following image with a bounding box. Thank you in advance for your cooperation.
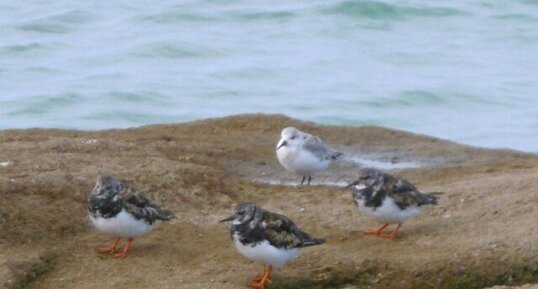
[0,0,537,152]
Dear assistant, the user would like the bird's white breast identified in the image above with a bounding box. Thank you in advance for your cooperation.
[356,196,420,224]
[276,146,330,176]
[89,209,159,238]
[232,233,300,268]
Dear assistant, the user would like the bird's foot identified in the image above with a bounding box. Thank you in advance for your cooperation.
[364,224,389,236]
[98,246,118,254]
[248,266,272,289]
[112,238,133,259]
[248,277,271,289]
[372,224,402,240]
[378,233,397,239]
[98,238,120,254]
[112,251,129,259]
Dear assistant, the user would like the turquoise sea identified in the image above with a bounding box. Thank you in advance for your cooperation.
[0,1,537,152]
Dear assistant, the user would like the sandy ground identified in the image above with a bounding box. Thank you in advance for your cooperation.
[0,114,536,289]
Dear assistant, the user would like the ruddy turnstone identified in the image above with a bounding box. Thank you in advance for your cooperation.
[221,203,325,289]
[347,168,438,240]
[88,175,175,258]
[276,127,342,185]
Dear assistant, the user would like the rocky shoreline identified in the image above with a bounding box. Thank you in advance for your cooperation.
[1,114,537,289]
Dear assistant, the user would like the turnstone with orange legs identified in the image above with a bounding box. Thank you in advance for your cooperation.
[88,175,175,258]
[347,168,439,240]
[221,203,325,289]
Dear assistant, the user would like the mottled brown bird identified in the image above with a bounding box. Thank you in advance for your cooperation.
[88,175,174,258]
[347,168,439,239]
[221,203,325,289]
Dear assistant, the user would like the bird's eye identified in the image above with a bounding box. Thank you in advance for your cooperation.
[291,136,296,140]
[238,211,245,215]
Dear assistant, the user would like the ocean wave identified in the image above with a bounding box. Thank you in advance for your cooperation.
[320,0,467,20]
[48,9,97,25]
[491,13,538,23]
[140,11,219,24]
[227,10,296,22]
[8,93,83,116]
[0,43,52,56]
[132,43,215,59]
[352,90,513,109]
[15,10,96,34]
[17,22,71,34]
[357,91,444,108]
[106,91,171,105]
[81,110,184,126]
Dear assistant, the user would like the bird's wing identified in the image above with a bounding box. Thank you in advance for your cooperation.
[389,178,438,208]
[302,135,333,160]
[258,211,324,249]
[354,184,385,209]
[120,187,175,224]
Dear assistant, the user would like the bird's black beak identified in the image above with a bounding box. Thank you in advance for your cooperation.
[219,215,235,223]
[277,140,287,150]
[345,180,360,189]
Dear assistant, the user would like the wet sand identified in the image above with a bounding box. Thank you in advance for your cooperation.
[0,114,537,289]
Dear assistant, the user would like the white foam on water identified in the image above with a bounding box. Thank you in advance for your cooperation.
[349,157,423,170]
[253,178,349,187]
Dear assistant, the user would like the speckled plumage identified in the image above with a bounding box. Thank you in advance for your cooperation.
[350,168,438,211]
[88,175,174,258]
[348,168,439,239]
[222,203,324,267]
[231,203,324,250]
[88,175,174,226]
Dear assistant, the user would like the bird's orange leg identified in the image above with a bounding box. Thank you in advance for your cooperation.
[365,223,389,236]
[379,223,402,240]
[98,238,121,254]
[250,265,272,283]
[250,270,264,283]
[248,265,272,289]
[112,238,133,259]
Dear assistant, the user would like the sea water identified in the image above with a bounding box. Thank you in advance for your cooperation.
[0,0,537,153]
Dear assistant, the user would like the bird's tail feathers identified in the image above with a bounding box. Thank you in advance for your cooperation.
[428,191,444,196]
[302,238,326,247]
[423,192,440,205]
[331,152,343,160]
[158,209,176,221]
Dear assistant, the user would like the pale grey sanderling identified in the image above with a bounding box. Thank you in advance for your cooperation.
[346,168,439,239]
[220,203,325,289]
[276,127,342,185]
[88,175,175,258]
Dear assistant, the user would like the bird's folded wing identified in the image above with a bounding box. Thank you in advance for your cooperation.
[121,188,175,223]
[391,179,436,207]
[302,135,332,159]
[260,212,312,249]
